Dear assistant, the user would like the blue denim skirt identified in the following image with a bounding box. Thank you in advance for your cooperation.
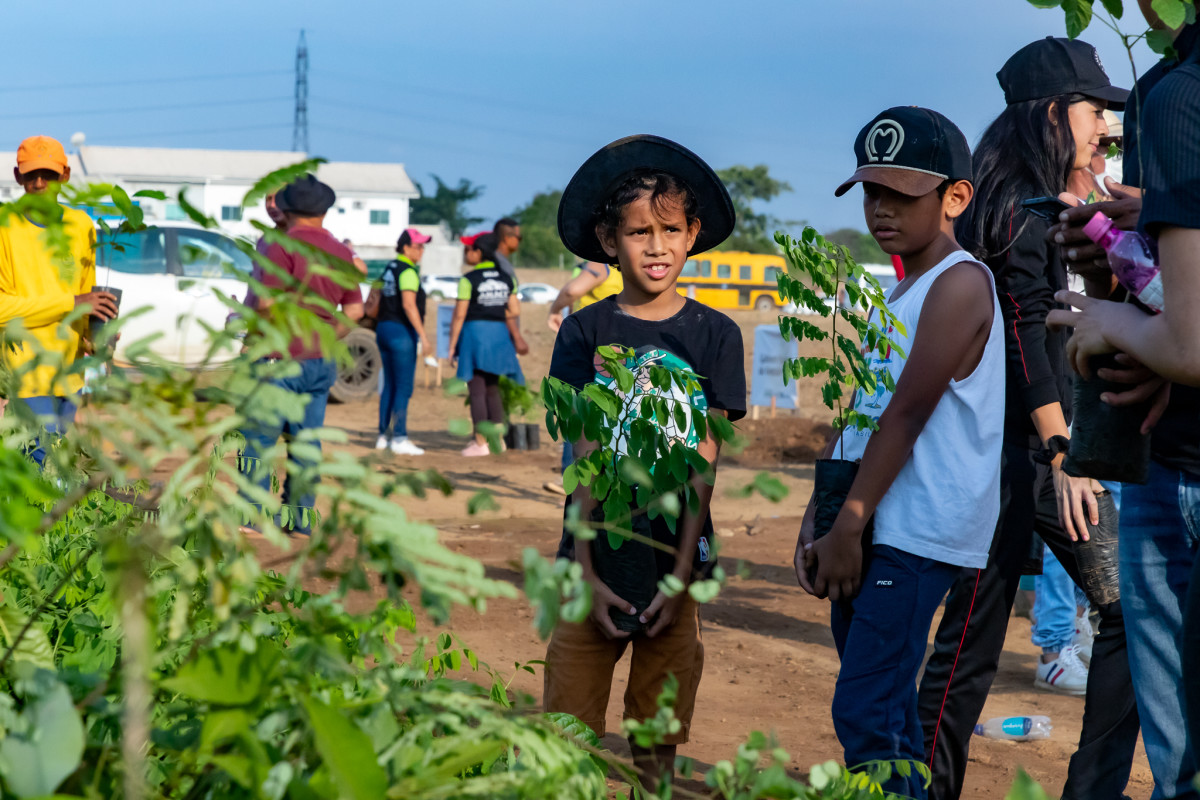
[456,320,523,384]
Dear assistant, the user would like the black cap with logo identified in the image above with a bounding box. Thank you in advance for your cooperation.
[835,106,973,198]
[998,37,1129,110]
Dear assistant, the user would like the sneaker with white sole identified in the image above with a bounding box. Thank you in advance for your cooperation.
[1073,614,1095,667]
[375,435,389,451]
[389,437,424,456]
[1034,643,1089,696]
[461,440,490,457]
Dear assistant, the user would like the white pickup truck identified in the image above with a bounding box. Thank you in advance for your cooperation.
[97,222,380,402]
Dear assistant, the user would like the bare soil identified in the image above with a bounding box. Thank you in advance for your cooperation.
[271,285,1153,798]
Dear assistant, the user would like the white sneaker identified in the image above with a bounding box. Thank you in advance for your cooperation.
[389,437,424,456]
[375,435,389,451]
[1073,614,1095,666]
[1034,643,1089,696]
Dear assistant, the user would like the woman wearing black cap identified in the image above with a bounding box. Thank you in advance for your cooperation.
[916,37,1137,800]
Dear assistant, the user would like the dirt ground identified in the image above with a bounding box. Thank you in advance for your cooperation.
[292,281,1153,798]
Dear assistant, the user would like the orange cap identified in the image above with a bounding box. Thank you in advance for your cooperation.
[16,136,68,175]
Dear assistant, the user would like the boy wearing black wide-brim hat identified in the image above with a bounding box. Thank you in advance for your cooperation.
[543,135,746,789]
[794,108,1005,798]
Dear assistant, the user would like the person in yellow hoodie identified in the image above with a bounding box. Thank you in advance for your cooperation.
[0,136,117,465]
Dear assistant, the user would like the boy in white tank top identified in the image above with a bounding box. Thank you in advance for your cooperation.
[792,107,1005,799]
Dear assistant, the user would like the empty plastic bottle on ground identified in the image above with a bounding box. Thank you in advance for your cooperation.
[1082,212,1163,313]
[973,716,1052,741]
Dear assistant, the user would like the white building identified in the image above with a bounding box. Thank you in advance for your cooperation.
[1,145,420,262]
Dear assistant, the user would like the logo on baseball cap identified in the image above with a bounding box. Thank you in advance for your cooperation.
[835,107,973,198]
[16,136,69,175]
[997,37,1130,110]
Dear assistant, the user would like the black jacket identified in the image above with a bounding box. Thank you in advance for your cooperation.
[986,205,1073,440]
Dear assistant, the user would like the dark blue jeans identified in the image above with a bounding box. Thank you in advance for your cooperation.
[831,544,958,799]
[376,320,417,438]
[17,395,78,467]
[1121,461,1200,799]
[238,358,337,534]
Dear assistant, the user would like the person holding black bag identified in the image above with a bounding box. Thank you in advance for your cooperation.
[915,38,1139,800]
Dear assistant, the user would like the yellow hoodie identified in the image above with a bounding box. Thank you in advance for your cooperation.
[0,206,96,397]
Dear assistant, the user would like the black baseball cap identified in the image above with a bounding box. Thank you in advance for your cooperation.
[274,173,336,216]
[998,37,1129,110]
[557,134,735,264]
[835,107,973,198]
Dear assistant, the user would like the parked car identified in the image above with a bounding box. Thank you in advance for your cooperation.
[421,273,461,300]
[516,282,558,305]
[95,222,379,403]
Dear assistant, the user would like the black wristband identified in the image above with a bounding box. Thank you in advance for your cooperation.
[1034,434,1071,465]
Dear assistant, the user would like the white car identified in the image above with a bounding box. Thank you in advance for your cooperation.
[516,282,558,305]
[421,273,461,300]
[97,222,380,402]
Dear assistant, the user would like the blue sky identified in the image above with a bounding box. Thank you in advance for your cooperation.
[3,1,1155,237]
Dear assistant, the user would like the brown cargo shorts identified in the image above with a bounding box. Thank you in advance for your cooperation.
[542,597,704,745]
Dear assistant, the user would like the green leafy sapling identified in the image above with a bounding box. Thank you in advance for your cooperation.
[774,227,907,457]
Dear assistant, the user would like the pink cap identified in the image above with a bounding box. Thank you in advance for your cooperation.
[403,228,432,244]
[1082,211,1113,244]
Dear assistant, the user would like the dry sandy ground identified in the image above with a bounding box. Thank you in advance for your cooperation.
[293,287,1153,798]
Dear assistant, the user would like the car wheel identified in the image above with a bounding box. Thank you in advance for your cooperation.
[330,327,380,404]
[755,295,777,311]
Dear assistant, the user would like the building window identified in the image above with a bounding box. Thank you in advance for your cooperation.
[220,206,242,221]
[369,209,390,225]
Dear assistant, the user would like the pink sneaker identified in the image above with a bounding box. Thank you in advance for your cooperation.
[461,441,491,457]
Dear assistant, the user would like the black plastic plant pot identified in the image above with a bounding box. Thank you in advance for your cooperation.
[591,526,658,634]
[504,424,527,451]
[1073,490,1121,606]
[88,285,123,341]
[813,458,860,540]
[810,458,874,585]
[523,423,540,450]
[1063,354,1151,484]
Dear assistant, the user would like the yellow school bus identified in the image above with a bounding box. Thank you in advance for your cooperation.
[676,251,787,311]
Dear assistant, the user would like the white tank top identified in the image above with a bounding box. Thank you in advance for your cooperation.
[837,249,1004,568]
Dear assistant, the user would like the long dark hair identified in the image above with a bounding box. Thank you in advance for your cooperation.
[957,95,1078,261]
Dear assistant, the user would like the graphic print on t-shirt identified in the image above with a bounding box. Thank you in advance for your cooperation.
[475,276,511,309]
[592,344,711,563]
[593,345,708,452]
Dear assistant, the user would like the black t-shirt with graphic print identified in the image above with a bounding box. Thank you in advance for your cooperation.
[458,262,515,322]
[550,296,747,591]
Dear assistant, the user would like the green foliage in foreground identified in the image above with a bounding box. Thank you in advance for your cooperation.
[1025,0,1194,51]
[0,166,1058,800]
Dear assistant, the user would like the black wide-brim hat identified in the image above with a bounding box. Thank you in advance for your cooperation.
[557,134,735,264]
[275,173,337,216]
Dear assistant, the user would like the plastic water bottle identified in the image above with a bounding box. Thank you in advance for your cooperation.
[1082,212,1163,313]
[973,716,1052,741]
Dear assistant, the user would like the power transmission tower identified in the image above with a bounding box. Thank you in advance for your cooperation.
[292,30,309,153]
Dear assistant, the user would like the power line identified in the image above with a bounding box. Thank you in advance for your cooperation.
[0,69,290,95]
[0,96,291,121]
[309,123,567,168]
[311,96,581,148]
[84,123,292,142]
[293,30,309,152]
